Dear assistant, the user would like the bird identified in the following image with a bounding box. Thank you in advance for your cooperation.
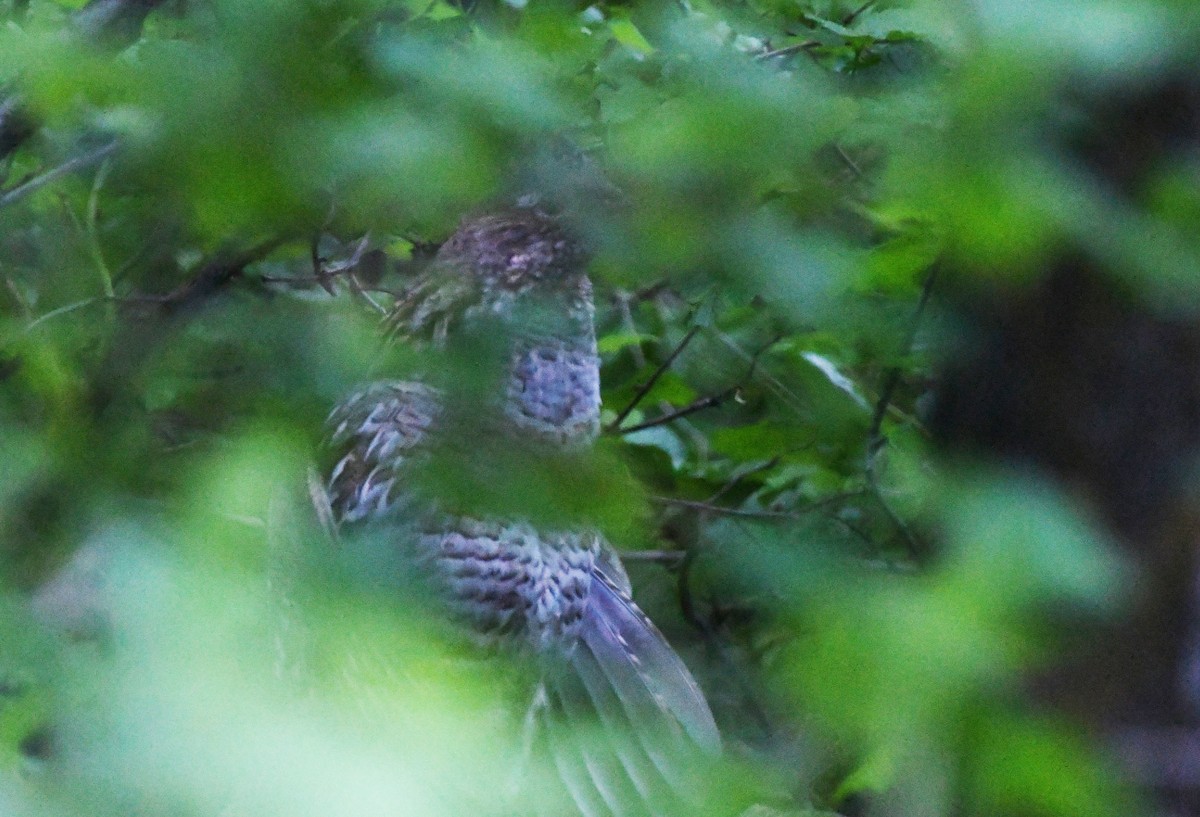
[321,208,723,817]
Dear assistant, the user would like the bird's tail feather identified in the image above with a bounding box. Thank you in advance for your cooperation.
[537,571,722,817]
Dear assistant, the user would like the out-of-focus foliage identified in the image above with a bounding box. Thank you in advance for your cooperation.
[0,0,1196,815]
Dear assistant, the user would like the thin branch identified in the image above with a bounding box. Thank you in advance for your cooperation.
[706,456,781,505]
[833,143,864,179]
[618,391,730,435]
[619,549,686,565]
[614,291,648,369]
[618,334,780,435]
[713,329,807,416]
[654,496,799,519]
[653,491,861,520]
[607,325,700,431]
[257,272,396,296]
[24,298,106,333]
[310,232,336,295]
[86,156,115,298]
[866,263,939,558]
[0,141,118,209]
[310,233,391,315]
[347,272,389,317]
[755,39,820,61]
[84,158,118,339]
[156,237,286,313]
[868,263,939,447]
[3,276,32,322]
[842,0,876,25]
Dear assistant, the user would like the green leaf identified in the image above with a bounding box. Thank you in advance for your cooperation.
[597,331,655,355]
[608,12,655,57]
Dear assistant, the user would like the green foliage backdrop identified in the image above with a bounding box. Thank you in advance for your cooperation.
[1,0,1197,815]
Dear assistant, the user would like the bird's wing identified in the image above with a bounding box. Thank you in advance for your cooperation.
[386,264,484,345]
[324,380,440,524]
[539,563,723,817]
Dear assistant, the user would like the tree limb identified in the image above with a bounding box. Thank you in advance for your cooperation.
[157,238,286,314]
[866,263,939,558]
[0,140,118,209]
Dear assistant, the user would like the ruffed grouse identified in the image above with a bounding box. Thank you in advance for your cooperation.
[323,209,721,817]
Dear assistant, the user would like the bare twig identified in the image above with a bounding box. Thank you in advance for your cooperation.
[310,233,390,315]
[618,391,732,435]
[713,329,807,416]
[842,0,876,25]
[619,550,686,565]
[24,297,109,332]
[310,232,336,295]
[868,264,938,446]
[618,334,780,435]
[755,39,820,61]
[833,144,864,179]
[653,491,861,520]
[866,263,939,558]
[607,325,700,431]
[157,237,286,313]
[0,141,119,209]
[654,496,799,519]
[84,158,118,337]
[707,456,781,505]
[258,272,396,296]
[614,291,648,369]
[347,272,389,317]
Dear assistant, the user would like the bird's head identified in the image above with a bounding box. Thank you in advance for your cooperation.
[387,208,601,445]
[389,208,593,344]
[437,209,588,293]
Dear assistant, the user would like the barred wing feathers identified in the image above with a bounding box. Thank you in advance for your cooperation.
[325,381,439,523]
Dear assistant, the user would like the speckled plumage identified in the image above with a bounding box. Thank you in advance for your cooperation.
[324,209,719,817]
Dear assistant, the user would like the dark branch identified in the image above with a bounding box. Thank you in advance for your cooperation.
[842,0,876,26]
[706,456,781,505]
[619,549,686,565]
[755,40,820,61]
[653,491,861,520]
[616,334,780,435]
[607,325,700,431]
[866,263,939,558]
[157,238,286,314]
[868,263,939,449]
[617,391,730,435]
